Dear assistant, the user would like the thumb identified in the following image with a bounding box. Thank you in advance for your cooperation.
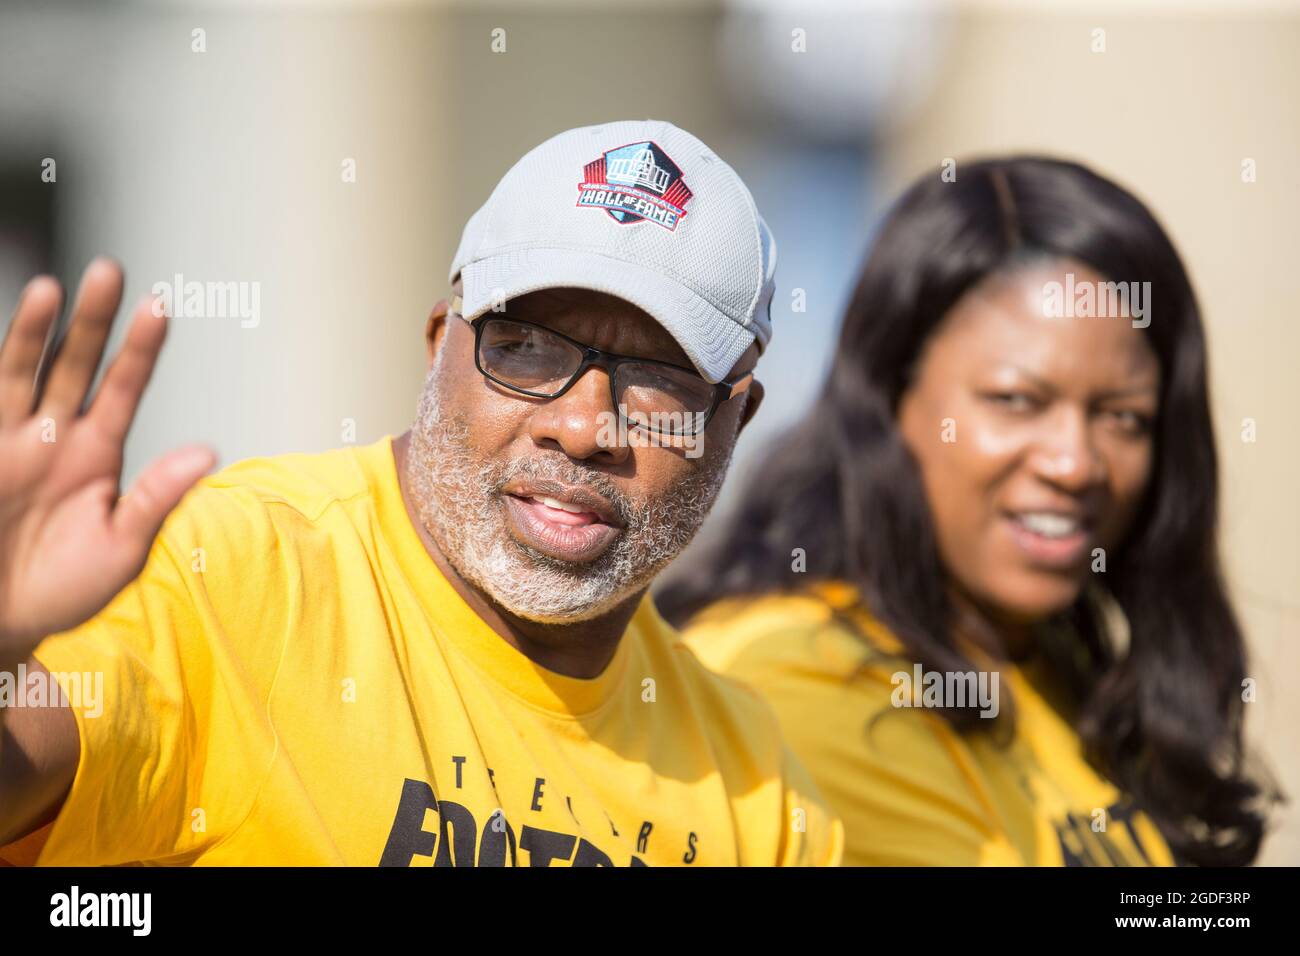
[111,445,217,549]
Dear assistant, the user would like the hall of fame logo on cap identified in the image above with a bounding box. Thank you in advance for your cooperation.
[576,141,693,231]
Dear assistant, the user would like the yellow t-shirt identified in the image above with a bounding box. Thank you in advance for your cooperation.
[2,436,842,867]
[683,582,1175,867]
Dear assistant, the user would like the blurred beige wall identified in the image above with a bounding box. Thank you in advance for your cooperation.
[0,4,456,471]
[882,4,1299,864]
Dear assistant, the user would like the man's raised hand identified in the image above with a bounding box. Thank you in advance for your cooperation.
[0,258,215,662]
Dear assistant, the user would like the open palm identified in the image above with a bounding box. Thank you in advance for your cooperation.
[0,259,214,660]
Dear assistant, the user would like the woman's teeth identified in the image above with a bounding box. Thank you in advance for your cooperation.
[531,495,589,516]
[1015,512,1082,538]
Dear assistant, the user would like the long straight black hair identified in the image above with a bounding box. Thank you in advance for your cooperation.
[658,156,1277,866]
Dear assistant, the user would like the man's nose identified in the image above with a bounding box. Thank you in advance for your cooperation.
[526,367,631,465]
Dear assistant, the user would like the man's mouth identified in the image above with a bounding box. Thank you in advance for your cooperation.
[500,482,623,563]
[518,494,604,525]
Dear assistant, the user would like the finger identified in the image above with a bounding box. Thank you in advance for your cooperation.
[110,445,217,553]
[86,295,168,447]
[0,276,63,426]
[35,257,124,422]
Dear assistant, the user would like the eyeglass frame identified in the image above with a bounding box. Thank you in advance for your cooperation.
[449,295,754,436]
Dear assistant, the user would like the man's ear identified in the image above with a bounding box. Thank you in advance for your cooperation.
[737,378,764,434]
[426,298,451,368]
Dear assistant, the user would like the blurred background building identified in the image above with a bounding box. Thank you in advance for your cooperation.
[1,0,1296,862]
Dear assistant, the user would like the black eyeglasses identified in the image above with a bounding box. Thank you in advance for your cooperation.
[451,297,752,436]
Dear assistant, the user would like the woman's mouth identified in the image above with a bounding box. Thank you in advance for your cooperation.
[1003,510,1092,569]
[502,493,622,563]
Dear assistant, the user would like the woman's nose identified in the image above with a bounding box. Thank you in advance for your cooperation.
[1028,407,1105,492]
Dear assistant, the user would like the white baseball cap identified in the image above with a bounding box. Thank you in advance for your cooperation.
[449,119,776,384]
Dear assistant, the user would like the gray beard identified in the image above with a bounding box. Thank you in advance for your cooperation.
[405,370,731,623]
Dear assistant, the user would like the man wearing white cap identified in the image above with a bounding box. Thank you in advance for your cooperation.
[0,121,843,866]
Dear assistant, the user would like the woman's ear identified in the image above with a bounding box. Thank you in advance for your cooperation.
[737,378,764,434]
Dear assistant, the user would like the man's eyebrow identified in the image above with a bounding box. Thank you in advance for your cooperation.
[503,289,578,313]
[630,333,694,369]
[504,304,694,367]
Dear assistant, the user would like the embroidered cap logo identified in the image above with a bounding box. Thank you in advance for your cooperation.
[576,141,693,231]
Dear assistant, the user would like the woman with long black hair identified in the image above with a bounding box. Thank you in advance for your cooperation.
[659,157,1279,866]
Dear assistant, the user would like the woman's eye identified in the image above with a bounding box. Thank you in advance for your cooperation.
[984,391,1037,412]
[1105,409,1153,434]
